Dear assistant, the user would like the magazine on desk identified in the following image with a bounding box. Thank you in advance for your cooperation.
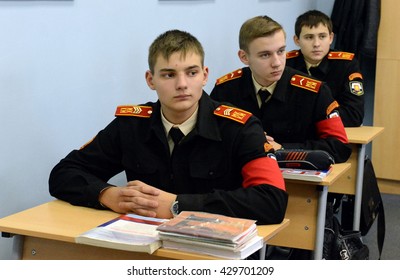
[280,166,333,182]
[156,211,263,259]
[75,214,168,254]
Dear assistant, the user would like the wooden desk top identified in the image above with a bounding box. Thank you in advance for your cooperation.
[0,200,289,260]
[0,200,118,243]
[283,162,351,186]
[345,126,384,144]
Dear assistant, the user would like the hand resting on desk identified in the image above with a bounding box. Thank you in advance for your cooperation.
[99,180,177,219]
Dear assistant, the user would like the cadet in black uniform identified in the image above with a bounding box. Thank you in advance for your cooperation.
[49,30,287,225]
[210,16,351,164]
[287,10,366,238]
[286,10,364,127]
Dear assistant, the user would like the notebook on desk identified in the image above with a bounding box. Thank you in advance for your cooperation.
[280,166,333,182]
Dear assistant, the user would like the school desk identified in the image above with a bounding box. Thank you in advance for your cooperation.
[0,200,289,260]
[267,162,351,259]
[330,126,384,230]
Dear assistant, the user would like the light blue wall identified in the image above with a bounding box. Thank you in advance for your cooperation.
[0,0,334,259]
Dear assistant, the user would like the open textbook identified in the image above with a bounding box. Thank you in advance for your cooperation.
[75,214,168,254]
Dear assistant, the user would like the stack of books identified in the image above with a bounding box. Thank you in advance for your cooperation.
[156,211,263,259]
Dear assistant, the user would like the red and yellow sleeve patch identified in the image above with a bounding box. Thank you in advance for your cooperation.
[213,105,252,124]
[326,100,340,116]
[115,105,153,118]
[290,74,322,93]
[286,50,300,59]
[215,69,243,85]
[328,51,354,60]
[349,72,363,81]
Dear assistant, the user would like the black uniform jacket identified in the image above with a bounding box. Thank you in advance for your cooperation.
[286,50,364,127]
[210,67,352,163]
[49,93,288,225]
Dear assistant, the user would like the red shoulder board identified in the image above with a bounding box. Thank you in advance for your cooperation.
[215,69,243,85]
[328,51,354,60]
[290,74,322,93]
[115,105,152,118]
[286,50,300,59]
[213,105,252,124]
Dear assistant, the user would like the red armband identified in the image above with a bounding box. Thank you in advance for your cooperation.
[241,157,285,191]
[316,117,349,143]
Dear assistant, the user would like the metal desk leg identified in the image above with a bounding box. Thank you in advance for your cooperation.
[353,144,366,231]
[259,243,266,260]
[313,185,328,260]
[12,235,24,260]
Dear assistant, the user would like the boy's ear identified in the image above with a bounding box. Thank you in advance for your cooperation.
[293,35,300,46]
[202,66,209,86]
[145,70,156,90]
[238,49,249,65]
[329,32,335,44]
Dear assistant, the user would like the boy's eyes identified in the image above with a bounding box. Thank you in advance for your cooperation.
[304,34,327,40]
[162,72,175,78]
[160,70,198,78]
[260,49,285,58]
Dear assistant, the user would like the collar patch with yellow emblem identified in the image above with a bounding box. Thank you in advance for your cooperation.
[214,105,252,124]
[328,51,354,60]
[115,105,153,117]
[290,74,322,93]
[215,69,243,85]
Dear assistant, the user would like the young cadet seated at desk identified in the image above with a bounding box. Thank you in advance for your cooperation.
[210,15,351,164]
[286,10,366,223]
[286,10,364,127]
[48,29,288,225]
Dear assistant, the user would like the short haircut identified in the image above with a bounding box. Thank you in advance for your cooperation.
[294,10,333,37]
[239,16,285,53]
[148,29,205,73]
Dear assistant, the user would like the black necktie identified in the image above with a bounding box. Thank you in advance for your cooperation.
[169,127,184,145]
[308,66,319,77]
[258,88,271,105]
